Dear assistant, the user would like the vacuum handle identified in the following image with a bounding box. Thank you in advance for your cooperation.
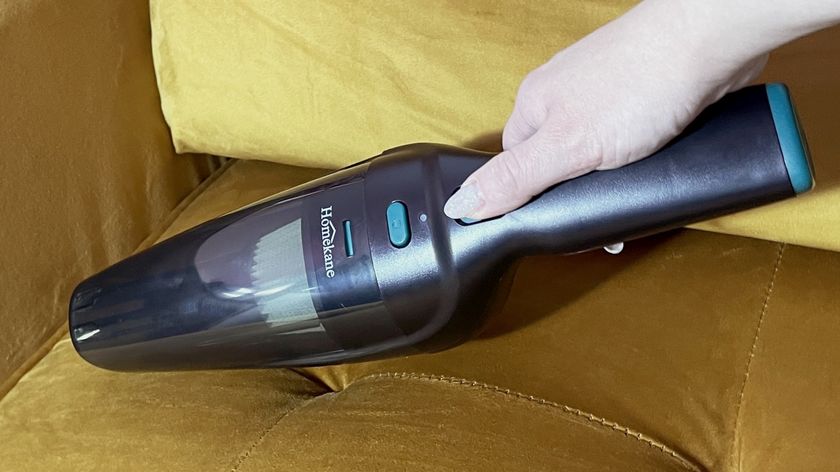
[506,83,814,254]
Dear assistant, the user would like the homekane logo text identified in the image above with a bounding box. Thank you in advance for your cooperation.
[320,206,336,278]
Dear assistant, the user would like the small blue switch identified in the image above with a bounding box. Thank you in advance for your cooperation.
[386,201,411,248]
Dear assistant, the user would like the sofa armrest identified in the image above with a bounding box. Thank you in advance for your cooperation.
[0,0,221,397]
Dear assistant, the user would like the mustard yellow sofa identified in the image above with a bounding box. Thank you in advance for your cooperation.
[1,2,839,471]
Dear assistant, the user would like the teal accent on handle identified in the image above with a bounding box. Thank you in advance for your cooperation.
[765,83,814,194]
[386,201,411,248]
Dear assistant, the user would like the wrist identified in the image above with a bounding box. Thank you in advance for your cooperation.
[618,0,761,84]
[672,0,840,59]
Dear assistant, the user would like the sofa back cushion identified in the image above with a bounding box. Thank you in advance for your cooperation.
[150,1,840,251]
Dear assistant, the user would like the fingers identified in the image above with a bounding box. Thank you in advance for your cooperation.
[444,123,600,220]
[502,105,538,150]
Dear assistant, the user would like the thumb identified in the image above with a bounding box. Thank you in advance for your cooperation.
[444,126,596,220]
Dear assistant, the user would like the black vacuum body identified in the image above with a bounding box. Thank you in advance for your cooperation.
[69,84,814,371]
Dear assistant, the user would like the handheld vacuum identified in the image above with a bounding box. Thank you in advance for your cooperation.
[69,84,814,371]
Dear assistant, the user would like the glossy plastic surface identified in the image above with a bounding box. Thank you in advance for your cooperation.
[69,84,813,370]
[70,167,397,370]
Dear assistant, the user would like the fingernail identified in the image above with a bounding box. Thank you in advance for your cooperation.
[444,182,484,219]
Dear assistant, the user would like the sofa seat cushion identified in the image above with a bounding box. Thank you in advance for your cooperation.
[0,339,697,472]
[0,339,327,471]
[3,159,838,471]
[154,159,840,471]
[230,373,699,472]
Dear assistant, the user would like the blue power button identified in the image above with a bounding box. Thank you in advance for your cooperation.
[386,201,411,248]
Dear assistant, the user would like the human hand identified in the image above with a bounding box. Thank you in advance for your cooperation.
[443,0,769,220]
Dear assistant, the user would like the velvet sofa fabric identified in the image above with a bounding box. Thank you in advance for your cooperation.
[1,1,838,470]
[0,0,221,399]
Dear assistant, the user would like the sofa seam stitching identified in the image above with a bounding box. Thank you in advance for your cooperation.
[355,372,701,472]
[229,390,335,472]
[728,242,785,471]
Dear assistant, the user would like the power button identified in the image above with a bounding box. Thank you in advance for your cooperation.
[386,201,411,248]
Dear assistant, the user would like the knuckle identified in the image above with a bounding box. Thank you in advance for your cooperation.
[515,71,549,115]
[543,118,604,173]
[501,126,518,151]
[518,70,542,98]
